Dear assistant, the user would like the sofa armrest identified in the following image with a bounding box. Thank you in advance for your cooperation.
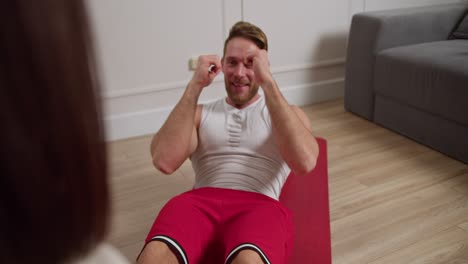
[344,3,468,120]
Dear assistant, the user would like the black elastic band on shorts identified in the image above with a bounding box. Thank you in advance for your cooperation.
[225,243,271,264]
[136,235,189,264]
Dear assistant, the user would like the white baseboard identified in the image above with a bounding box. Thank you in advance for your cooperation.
[104,78,344,141]
[281,77,344,107]
[104,106,172,142]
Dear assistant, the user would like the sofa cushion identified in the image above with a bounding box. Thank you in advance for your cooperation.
[450,11,468,39]
[374,39,468,126]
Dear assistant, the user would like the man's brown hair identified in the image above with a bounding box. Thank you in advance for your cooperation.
[223,21,268,55]
[0,0,109,263]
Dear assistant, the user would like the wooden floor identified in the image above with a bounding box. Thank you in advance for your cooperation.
[107,99,468,263]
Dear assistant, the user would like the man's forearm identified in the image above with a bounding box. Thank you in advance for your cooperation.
[150,83,201,174]
[262,80,319,175]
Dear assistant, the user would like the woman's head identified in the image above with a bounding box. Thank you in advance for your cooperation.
[0,0,109,263]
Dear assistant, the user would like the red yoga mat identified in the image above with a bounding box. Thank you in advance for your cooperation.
[155,138,331,264]
[279,137,331,264]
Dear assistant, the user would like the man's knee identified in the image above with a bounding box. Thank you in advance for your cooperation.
[230,249,264,264]
[137,240,179,264]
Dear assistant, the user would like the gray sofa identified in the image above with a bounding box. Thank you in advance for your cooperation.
[345,3,468,164]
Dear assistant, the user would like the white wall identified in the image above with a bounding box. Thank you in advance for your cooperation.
[86,0,464,141]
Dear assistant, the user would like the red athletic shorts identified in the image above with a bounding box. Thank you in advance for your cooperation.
[142,187,294,264]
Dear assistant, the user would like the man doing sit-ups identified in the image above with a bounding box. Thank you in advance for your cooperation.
[138,21,319,264]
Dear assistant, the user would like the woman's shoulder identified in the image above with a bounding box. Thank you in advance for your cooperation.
[73,243,130,264]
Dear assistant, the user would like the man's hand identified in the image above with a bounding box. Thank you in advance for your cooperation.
[189,55,221,90]
[249,50,274,88]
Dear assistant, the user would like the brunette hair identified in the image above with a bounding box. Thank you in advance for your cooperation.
[0,0,109,263]
[223,21,269,55]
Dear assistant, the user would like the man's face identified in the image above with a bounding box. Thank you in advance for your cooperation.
[222,37,260,107]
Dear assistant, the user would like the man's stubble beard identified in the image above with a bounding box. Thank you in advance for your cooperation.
[224,79,260,107]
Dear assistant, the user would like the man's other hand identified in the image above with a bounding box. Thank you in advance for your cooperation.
[249,50,274,88]
[189,55,221,90]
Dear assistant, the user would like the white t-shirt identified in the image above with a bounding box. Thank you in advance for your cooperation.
[72,243,129,264]
[191,95,290,200]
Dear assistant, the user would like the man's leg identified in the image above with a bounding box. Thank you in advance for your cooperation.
[137,241,179,264]
[230,249,264,264]
[221,190,294,264]
[138,189,220,264]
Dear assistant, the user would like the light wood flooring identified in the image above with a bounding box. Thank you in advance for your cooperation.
[107,99,468,263]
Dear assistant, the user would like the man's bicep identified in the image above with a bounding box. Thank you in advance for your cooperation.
[190,105,202,154]
[189,125,198,154]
